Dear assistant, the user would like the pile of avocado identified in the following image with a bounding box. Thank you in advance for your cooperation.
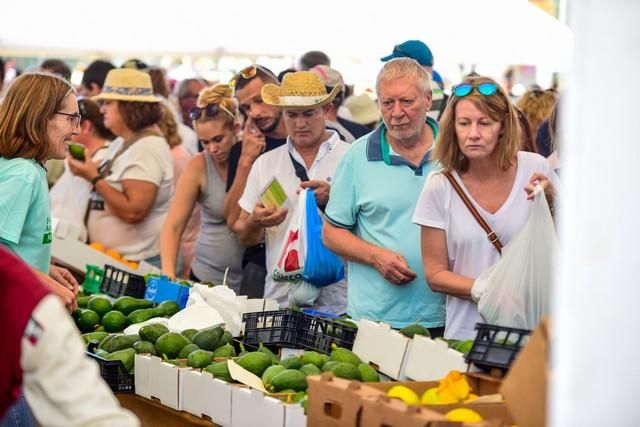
[74,294,180,334]
[85,324,235,376]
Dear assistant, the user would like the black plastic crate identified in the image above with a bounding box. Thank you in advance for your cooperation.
[100,264,146,298]
[297,313,358,354]
[86,343,134,393]
[242,309,303,347]
[465,323,532,372]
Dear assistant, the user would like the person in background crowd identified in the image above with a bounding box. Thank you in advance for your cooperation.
[413,76,558,340]
[0,57,5,93]
[176,78,207,129]
[0,246,139,426]
[157,103,203,280]
[224,65,289,297]
[310,65,371,141]
[68,68,173,268]
[344,93,381,131]
[516,86,558,156]
[121,58,148,71]
[381,40,448,121]
[39,59,71,82]
[296,50,331,70]
[235,71,349,312]
[546,100,560,172]
[77,60,115,97]
[161,84,243,288]
[0,71,81,427]
[50,98,116,236]
[150,67,199,155]
[323,59,445,334]
[277,67,296,82]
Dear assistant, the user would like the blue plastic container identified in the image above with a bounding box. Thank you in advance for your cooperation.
[144,275,190,309]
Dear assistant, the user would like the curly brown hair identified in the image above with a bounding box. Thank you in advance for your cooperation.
[117,101,162,131]
[157,104,182,147]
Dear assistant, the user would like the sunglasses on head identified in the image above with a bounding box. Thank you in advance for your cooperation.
[188,103,235,121]
[228,65,275,89]
[452,82,498,97]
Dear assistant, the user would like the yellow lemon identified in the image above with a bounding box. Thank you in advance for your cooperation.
[464,393,479,403]
[437,387,460,404]
[445,408,483,423]
[387,385,420,406]
[420,387,440,405]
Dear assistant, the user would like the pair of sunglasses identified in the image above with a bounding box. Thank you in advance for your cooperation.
[228,64,275,89]
[452,82,498,97]
[188,103,235,121]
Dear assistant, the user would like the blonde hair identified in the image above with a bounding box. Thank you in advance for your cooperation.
[434,76,520,173]
[516,88,558,143]
[195,84,237,129]
[157,103,182,147]
[0,72,74,162]
[375,58,432,97]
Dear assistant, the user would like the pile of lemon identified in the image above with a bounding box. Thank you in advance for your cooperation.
[89,242,139,270]
[386,370,483,423]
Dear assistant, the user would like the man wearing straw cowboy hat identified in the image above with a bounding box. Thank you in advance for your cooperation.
[322,58,446,335]
[235,71,349,313]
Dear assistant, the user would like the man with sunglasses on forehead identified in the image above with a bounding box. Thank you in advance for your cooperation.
[323,58,446,336]
[234,71,349,312]
[224,65,289,298]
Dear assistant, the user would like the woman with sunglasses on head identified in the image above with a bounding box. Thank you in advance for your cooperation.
[412,76,559,340]
[68,68,173,268]
[160,84,243,289]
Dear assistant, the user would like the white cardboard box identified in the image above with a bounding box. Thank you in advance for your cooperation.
[231,387,285,427]
[134,355,183,410]
[351,320,411,380]
[284,403,307,427]
[180,369,233,425]
[401,335,470,381]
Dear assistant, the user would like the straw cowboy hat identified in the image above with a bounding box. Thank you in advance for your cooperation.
[93,68,161,103]
[261,71,342,110]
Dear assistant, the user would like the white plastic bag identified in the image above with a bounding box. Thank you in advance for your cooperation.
[472,186,557,329]
[272,190,307,283]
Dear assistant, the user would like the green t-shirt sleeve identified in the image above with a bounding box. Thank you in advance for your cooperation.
[0,174,35,244]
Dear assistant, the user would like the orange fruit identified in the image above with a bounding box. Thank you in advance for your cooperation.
[105,249,122,261]
[89,242,105,252]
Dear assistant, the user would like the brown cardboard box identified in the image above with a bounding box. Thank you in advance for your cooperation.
[365,372,503,396]
[499,318,550,427]
[307,374,386,427]
[360,394,450,427]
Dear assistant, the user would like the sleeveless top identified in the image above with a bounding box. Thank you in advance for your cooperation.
[190,153,243,291]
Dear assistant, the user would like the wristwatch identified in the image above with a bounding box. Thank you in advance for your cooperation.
[90,175,103,187]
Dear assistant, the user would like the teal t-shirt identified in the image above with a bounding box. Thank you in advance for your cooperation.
[324,118,445,329]
[0,157,52,273]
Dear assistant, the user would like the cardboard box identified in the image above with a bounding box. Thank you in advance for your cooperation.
[231,386,285,427]
[403,336,470,381]
[500,319,550,427]
[284,403,307,427]
[351,320,411,379]
[365,372,503,397]
[359,394,450,427]
[135,355,183,410]
[307,374,385,427]
[180,368,233,425]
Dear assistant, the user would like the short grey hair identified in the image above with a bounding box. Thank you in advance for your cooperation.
[375,58,432,97]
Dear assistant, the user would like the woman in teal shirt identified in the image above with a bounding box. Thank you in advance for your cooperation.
[0,72,79,313]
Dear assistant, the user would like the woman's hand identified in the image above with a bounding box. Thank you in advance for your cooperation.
[525,172,556,207]
[67,154,100,182]
[49,265,79,295]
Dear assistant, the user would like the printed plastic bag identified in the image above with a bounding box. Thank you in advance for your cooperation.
[472,186,557,329]
[272,189,307,283]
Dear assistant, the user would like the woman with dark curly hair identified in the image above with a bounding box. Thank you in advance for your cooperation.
[68,68,173,267]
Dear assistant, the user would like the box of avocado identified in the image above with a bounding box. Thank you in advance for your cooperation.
[351,320,411,380]
[134,354,184,410]
[180,368,235,425]
[402,335,470,381]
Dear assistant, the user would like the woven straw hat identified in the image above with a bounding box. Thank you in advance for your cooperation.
[345,93,381,125]
[261,71,342,110]
[93,68,161,103]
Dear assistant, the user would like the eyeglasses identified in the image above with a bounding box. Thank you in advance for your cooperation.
[55,111,82,128]
[228,64,275,89]
[452,82,498,98]
[188,103,235,121]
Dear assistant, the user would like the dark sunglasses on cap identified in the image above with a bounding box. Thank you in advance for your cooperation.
[452,82,499,97]
[228,64,275,89]
[188,103,235,121]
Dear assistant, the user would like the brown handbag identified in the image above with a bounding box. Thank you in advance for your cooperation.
[442,171,504,255]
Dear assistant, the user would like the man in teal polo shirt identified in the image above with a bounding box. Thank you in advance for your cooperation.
[323,58,445,335]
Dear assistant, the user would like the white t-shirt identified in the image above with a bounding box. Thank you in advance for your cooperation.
[238,131,350,312]
[88,135,173,260]
[412,151,559,339]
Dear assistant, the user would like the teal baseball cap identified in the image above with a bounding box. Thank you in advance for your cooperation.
[381,40,434,67]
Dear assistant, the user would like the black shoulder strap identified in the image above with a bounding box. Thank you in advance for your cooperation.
[289,152,310,182]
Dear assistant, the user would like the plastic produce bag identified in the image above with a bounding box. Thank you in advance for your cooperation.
[272,189,306,283]
[471,186,557,329]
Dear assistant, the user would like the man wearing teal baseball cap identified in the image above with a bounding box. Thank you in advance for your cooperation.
[381,40,447,120]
